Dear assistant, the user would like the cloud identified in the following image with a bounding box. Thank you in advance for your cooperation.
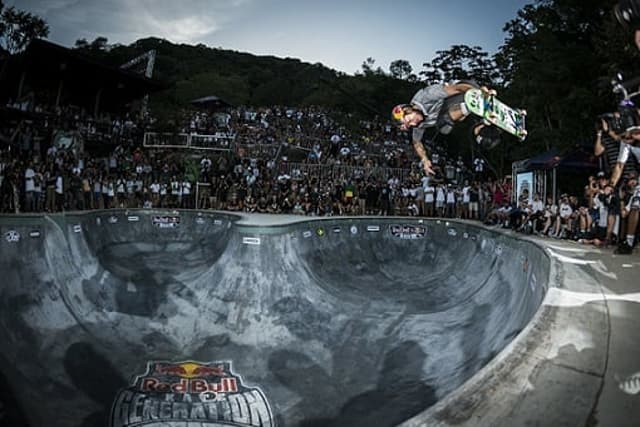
[9,0,254,46]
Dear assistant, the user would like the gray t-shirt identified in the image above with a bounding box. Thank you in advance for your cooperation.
[410,84,449,143]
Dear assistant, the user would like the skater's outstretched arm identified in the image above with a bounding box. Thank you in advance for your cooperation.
[412,139,435,176]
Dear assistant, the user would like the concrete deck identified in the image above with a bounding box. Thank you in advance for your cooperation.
[0,210,637,426]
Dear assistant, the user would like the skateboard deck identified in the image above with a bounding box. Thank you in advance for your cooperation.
[464,88,527,141]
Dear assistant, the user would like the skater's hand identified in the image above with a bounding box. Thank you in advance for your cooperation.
[422,160,436,176]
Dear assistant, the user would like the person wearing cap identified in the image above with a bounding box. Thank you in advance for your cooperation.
[600,117,640,187]
[552,194,573,238]
[391,81,499,176]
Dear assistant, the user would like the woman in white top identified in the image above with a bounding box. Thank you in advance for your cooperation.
[424,183,435,217]
[435,185,446,217]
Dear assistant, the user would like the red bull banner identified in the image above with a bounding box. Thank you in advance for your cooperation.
[152,215,181,229]
[110,360,274,427]
[390,224,427,240]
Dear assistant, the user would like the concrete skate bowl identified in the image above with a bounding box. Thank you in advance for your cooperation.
[0,211,549,427]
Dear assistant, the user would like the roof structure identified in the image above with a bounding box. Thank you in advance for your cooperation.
[1,39,166,112]
[190,95,233,110]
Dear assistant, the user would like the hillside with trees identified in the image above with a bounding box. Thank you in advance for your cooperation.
[5,0,640,170]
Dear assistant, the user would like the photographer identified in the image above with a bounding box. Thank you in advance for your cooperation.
[597,117,640,187]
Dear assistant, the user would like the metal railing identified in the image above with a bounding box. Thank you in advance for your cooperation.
[282,162,412,181]
[143,132,235,150]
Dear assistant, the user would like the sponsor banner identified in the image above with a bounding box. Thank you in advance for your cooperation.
[366,225,381,233]
[110,360,274,427]
[195,217,205,225]
[4,230,20,243]
[303,231,312,239]
[390,225,426,240]
[108,216,118,224]
[316,228,325,237]
[29,230,41,238]
[242,237,261,246]
[153,216,180,229]
[73,225,82,233]
[447,228,457,237]
[350,225,358,235]
[127,216,140,222]
[332,227,341,234]
[214,219,223,226]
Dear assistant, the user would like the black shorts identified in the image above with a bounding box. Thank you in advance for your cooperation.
[436,93,466,134]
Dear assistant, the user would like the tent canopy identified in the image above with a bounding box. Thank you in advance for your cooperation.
[190,95,233,110]
[525,146,598,171]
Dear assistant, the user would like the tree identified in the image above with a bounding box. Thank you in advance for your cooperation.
[360,57,384,76]
[420,45,497,86]
[0,1,49,54]
[389,59,416,81]
[495,0,617,158]
[74,38,89,50]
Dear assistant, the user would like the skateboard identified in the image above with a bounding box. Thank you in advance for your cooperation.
[464,88,527,141]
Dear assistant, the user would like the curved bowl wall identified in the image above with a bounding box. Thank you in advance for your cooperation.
[0,211,548,427]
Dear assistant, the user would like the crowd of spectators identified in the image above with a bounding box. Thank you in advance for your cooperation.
[2,95,639,254]
[479,116,640,255]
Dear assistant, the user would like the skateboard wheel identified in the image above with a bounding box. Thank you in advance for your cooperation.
[520,110,527,116]
[521,130,528,137]
[489,89,497,96]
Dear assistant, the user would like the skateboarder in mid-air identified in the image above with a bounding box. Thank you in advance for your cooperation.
[392,80,501,176]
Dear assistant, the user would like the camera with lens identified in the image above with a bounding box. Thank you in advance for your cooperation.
[619,100,640,129]
[598,113,625,133]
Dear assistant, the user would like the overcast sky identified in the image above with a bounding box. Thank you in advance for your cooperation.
[10,0,532,75]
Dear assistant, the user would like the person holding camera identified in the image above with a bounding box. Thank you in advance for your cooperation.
[596,117,640,187]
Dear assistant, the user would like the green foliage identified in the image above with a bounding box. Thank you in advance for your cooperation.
[421,45,498,86]
[0,0,49,53]
[390,59,417,82]
[64,0,639,177]
[495,0,620,166]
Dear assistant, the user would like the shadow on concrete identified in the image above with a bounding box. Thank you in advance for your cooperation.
[270,341,437,427]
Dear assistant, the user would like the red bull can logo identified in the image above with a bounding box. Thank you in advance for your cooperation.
[110,360,274,427]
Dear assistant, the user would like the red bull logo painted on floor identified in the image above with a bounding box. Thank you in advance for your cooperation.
[110,360,275,427]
